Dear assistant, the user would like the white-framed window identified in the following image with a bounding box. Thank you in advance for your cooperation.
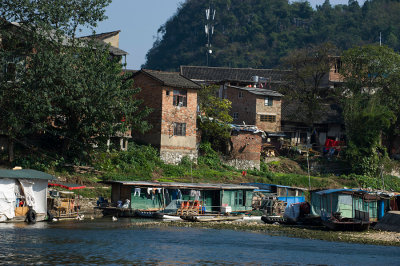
[173,122,186,136]
[264,96,273,106]
[233,112,239,119]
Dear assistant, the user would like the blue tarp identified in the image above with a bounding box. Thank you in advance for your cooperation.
[315,189,368,195]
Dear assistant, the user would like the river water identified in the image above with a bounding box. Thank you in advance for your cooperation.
[0,218,399,265]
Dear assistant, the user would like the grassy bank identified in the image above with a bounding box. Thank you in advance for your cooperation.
[12,142,400,195]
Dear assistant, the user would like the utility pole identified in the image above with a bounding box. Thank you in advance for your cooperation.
[205,4,215,66]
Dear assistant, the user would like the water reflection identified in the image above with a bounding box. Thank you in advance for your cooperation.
[0,218,399,265]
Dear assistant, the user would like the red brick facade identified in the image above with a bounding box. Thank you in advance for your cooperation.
[225,130,263,170]
[230,131,262,161]
[225,86,282,132]
[132,71,198,164]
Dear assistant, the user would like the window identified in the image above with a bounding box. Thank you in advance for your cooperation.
[173,123,186,136]
[3,56,25,81]
[334,59,342,73]
[166,90,170,96]
[235,190,244,206]
[260,115,276,122]
[173,89,187,107]
[264,96,273,106]
[233,112,239,119]
[238,91,243,98]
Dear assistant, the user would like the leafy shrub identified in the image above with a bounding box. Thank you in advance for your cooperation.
[197,142,223,169]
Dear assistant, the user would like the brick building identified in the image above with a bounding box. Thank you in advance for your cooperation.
[131,69,201,164]
[224,85,283,133]
[226,126,263,170]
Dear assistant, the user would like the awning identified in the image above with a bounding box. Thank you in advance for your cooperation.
[266,132,286,137]
[48,181,86,190]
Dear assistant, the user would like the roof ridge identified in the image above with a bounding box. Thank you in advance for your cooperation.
[79,30,121,39]
[181,65,290,72]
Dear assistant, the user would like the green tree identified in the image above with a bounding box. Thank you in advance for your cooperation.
[340,45,400,175]
[197,85,232,152]
[281,42,338,144]
[0,0,149,163]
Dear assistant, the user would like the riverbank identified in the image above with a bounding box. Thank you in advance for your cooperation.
[122,219,400,247]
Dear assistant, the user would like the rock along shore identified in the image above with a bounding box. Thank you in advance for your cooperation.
[124,220,400,247]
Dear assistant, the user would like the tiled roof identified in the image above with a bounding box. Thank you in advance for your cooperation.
[80,30,121,41]
[78,31,128,56]
[135,69,202,89]
[228,85,283,97]
[180,65,289,83]
[282,101,343,124]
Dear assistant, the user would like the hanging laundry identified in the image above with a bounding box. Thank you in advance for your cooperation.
[134,188,141,197]
[147,188,152,195]
[177,189,182,200]
[156,188,162,193]
[190,190,196,197]
[195,191,201,201]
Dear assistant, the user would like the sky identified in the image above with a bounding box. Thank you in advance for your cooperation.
[80,0,363,70]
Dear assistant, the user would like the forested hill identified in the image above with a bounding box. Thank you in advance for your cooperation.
[143,0,400,71]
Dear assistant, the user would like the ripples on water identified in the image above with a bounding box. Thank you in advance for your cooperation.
[0,218,399,265]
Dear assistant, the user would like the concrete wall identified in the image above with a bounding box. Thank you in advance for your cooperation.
[102,33,119,48]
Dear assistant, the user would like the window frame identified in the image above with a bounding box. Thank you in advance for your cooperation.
[235,190,244,206]
[260,115,276,122]
[173,89,187,107]
[264,96,273,106]
[238,91,243,98]
[233,112,239,119]
[173,122,186,136]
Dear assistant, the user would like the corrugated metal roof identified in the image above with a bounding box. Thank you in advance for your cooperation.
[0,169,56,180]
[102,180,256,190]
[241,182,307,191]
[315,188,366,195]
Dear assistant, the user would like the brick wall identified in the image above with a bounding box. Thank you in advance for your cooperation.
[226,87,257,125]
[255,96,281,132]
[226,86,282,132]
[160,86,198,164]
[132,72,198,164]
[131,73,163,146]
[226,131,262,170]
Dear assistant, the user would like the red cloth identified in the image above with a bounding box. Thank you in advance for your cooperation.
[324,139,334,148]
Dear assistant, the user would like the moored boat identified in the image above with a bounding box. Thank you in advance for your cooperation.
[180,214,244,222]
[322,218,371,231]
[134,210,164,219]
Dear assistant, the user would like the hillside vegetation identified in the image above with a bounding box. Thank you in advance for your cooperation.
[19,143,400,196]
[144,0,400,70]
